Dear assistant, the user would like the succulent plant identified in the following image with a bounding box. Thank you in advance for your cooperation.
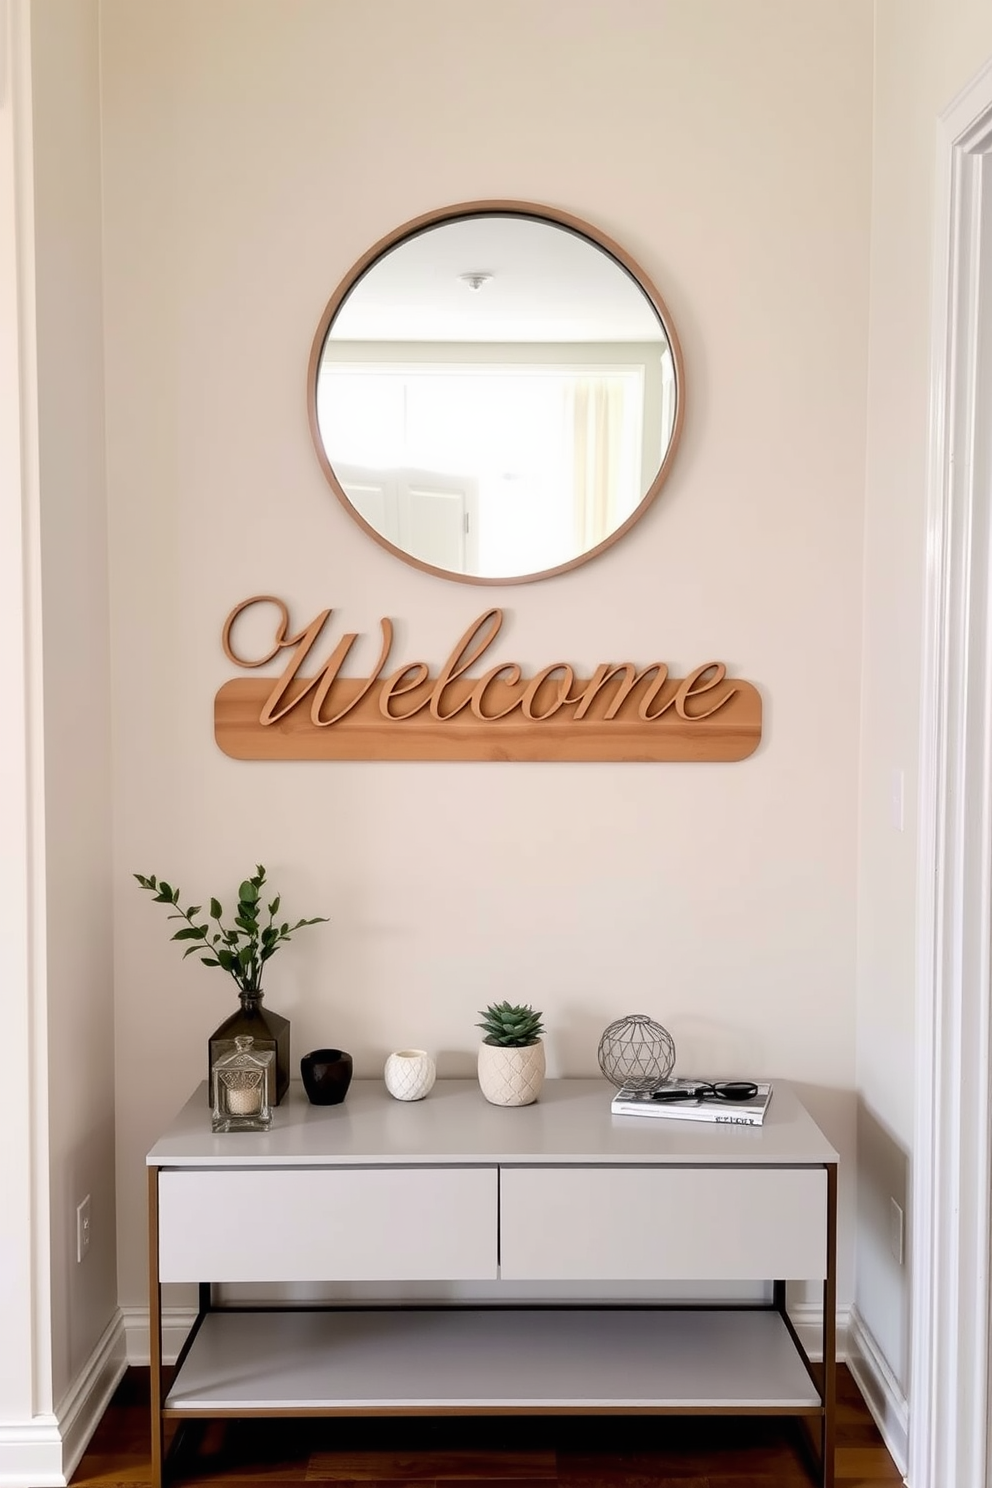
[477,1001,544,1048]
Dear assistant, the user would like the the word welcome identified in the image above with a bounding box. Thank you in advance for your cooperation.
[214,597,762,762]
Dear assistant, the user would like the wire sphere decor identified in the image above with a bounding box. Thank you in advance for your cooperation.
[597,1013,676,1091]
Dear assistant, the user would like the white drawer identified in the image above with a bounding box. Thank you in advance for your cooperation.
[499,1166,827,1281]
[157,1167,497,1282]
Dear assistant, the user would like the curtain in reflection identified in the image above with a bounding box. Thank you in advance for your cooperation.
[569,379,626,552]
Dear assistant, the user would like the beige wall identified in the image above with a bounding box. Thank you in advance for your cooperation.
[0,0,43,1423]
[0,0,115,1438]
[31,0,117,1404]
[100,0,872,1309]
[17,0,992,1459]
[857,0,992,1393]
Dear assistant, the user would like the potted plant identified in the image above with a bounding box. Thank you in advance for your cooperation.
[476,1001,546,1106]
[134,865,327,1105]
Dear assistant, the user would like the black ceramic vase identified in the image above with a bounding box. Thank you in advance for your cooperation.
[300,1048,353,1105]
[208,992,290,1106]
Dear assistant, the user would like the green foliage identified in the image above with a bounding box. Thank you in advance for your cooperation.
[133,865,327,997]
[476,1001,544,1048]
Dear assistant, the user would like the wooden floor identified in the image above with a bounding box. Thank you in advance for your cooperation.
[70,1367,901,1488]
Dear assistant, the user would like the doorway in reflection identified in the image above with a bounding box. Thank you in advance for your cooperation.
[316,362,655,577]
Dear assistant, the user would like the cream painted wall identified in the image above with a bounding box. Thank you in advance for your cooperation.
[0,0,45,1423]
[0,0,115,1449]
[30,0,117,1405]
[100,0,872,1310]
[857,0,992,1394]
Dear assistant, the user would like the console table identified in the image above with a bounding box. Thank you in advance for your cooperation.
[146,1078,838,1488]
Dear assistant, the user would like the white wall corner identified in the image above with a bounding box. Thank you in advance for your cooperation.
[791,1305,908,1475]
[0,1312,126,1488]
[56,1313,128,1484]
[787,1301,850,1364]
[847,1304,909,1477]
[121,1305,198,1367]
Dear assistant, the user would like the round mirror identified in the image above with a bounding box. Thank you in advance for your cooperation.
[308,201,684,584]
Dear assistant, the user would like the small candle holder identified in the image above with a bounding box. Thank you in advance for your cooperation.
[211,1035,274,1132]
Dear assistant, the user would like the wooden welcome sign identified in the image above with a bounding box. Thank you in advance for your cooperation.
[214,597,762,762]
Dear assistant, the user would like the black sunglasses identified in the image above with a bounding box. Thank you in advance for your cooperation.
[649,1080,759,1104]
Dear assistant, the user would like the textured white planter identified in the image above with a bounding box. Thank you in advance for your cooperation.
[477,1039,546,1106]
[384,1049,436,1101]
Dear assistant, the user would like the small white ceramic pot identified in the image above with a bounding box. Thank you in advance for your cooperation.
[477,1039,546,1106]
[384,1048,436,1101]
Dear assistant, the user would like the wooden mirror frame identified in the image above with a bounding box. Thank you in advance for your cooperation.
[307,200,686,585]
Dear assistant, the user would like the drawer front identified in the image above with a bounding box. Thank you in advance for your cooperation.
[157,1167,497,1282]
[499,1166,827,1281]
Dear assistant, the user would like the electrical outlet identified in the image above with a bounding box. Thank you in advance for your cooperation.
[76,1195,91,1263]
[890,1197,904,1265]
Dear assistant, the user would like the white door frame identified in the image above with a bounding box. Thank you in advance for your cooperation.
[913,58,992,1488]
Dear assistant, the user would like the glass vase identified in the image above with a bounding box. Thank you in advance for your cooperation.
[208,991,289,1106]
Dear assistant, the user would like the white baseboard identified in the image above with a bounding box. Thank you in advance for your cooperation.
[0,1419,65,1488]
[0,1312,127,1488]
[57,1312,128,1482]
[846,1305,909,1477]
[788,1303,909,1476]
[788,1301,851,1362]
[120,1304,198,1365]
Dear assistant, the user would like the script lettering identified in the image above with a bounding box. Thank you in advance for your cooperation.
[222,594,393,726]
[311,619,393,725]
[215,599,762,762]
[379,663,431,720]
[223,595,296,669]
[470,663,523,721]
[573,661,666,720]
[430,609,503,721]
[521,664,576,721]
[674,662,737,719]
[636,666,675,721]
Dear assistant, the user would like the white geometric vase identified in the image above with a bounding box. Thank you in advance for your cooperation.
[384,1048,436,1101]
[477,1039,546,1107]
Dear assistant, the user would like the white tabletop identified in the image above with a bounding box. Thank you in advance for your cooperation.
[147,1077,837,1168]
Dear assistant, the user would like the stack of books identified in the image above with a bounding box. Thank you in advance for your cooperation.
[610,1079,773,1126]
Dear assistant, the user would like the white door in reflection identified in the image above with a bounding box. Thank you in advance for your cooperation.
[317,365,644,577]
[332,464,479,574]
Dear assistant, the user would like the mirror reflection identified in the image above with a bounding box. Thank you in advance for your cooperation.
[309,205,683,583]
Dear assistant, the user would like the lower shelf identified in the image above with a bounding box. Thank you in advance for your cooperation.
[164,1307,821,1414]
